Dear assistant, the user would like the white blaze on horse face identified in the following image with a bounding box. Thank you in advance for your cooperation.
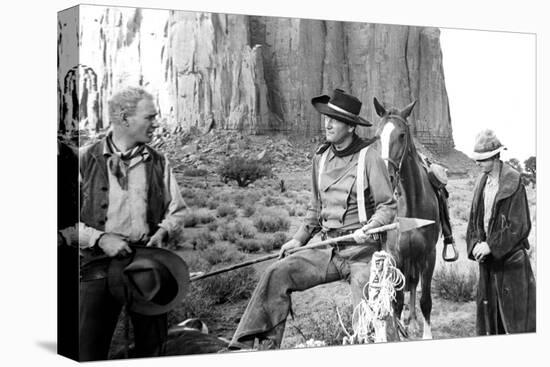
[380,122,396,168]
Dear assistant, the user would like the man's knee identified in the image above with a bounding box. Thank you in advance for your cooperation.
[349,263,371,294]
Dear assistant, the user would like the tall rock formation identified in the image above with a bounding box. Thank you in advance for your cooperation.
[58,5,454,152]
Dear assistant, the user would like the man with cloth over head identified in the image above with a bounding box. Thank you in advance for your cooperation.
[77,86,187,361]
[230,89,396,349]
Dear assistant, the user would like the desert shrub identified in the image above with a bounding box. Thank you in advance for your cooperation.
[201,243,245,265]
[433,263,478,302]
[253,208,290,233]
[263,195,285,207]
[181,189,209,208]
[290,300,353,346]
[217,220,257,243]
[182,168,208,177]
[231,192,247,206]
[196,209,216,224]
[283,191,297,199]
[451,206,470,223]
[295,193,310,206]
[236,238,263,253]
[165,225,187,250]
[242,204,256,217]
[173,283,217,321]
[268,231,289,250]
[183,209,215,228]
[200,267,257,304]
[218,156,271,187]
[216,204,237,218]
[285,205,297,216]
[295,206,307,217]
[182,213,199,228]
[206,220,219,232]
[207,198,220,210]
[188,229,216,251]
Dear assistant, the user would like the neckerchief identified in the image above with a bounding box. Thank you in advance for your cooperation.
[106,136,147,190]
[317,133,375,157]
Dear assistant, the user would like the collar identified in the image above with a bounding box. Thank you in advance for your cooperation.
[495,161,521,201]
[102,134,151,162]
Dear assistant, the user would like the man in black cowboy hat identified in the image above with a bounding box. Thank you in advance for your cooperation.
[230,89,396,349]
[77,86,187,361]
[466,129,535,335]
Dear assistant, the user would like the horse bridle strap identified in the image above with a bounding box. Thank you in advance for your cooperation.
[384,114,410,182]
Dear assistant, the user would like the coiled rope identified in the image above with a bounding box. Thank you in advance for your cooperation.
[338,251,405,344]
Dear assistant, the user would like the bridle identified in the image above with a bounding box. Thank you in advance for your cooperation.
[381,114,410,192]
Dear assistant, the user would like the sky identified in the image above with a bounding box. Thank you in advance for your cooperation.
[440,28,536,163]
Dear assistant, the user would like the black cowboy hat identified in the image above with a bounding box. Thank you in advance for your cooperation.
[108,246,190,316]
[311,89,372,127]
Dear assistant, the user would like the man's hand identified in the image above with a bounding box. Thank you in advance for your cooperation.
[352,222,380,244]
[146,227,168,248]
[278,239,302,259]
[98,233,132,257]
[472,241,491,262]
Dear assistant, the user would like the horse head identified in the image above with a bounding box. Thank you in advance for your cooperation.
[373,97,417,192]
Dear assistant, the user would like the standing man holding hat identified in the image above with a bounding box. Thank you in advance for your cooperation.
[77,86,188,360]
[230,89,396,349]
[466,129,535,335]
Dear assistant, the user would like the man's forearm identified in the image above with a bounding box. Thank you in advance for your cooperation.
[158,164,187,238]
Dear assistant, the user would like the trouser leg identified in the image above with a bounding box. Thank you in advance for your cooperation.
[131,312,168,357]
[79,278,121,361]
[438,187,454,244]
[348,262,371,307]
[231,249,341,348]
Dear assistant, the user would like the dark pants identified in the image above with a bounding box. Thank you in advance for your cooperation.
[437,187,454,244]
[79,278,167,361]
[230,240,378,349]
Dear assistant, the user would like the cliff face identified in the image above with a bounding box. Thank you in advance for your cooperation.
[58,5,454,151]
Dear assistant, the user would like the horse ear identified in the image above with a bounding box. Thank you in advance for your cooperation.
[401,100,417,120]
[373,97,386,117]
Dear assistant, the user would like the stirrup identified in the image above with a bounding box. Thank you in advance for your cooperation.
[442,238,459,262]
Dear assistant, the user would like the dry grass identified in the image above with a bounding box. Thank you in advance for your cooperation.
[433,262,478,302]
[253,208,291,233]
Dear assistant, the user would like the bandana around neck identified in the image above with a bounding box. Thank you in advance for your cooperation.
[317,133,374,157]
[106,135,147,190]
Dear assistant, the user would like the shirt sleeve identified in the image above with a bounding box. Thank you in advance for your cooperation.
[76,169,104,248]
[158,161,187,238]
[76,222,104,249]
[293,156,322,245]
[364,148,397,227]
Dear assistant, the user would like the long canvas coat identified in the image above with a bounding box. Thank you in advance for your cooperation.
[466,162,536,335]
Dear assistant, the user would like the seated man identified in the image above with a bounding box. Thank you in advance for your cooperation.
[77,87,186,361]
[229,89,397,349]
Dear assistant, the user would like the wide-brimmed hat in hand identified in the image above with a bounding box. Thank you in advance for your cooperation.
[471,129,506,161]
[311,89,371,127]
[108,246,190,316]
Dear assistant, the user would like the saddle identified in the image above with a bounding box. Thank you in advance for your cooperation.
[418,153,448,190]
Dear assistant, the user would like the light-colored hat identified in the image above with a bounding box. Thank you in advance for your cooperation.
[471,129,506,161]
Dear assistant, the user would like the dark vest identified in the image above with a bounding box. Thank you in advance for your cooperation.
[79,139,167,239]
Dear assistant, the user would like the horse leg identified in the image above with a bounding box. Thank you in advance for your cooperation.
[408,282,420,336]
[394,289,404,320]
[420,256,436,340]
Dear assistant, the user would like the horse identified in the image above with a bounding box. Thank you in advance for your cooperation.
[373,97,441,339]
